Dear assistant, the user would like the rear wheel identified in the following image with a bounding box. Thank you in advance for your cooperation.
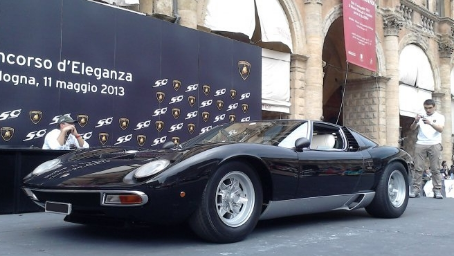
[365,162,408,218]
[188,161,263,243]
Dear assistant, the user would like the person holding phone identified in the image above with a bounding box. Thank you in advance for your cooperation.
[409,99,444,199]
[42,115,89,150]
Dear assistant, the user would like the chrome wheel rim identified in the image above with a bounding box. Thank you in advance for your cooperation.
[388,170,406,207]
[215,171,255,227]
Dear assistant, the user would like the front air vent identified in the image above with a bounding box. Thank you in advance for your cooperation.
[342,127,359,152]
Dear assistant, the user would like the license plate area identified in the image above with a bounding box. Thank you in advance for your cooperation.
[45,201,72,215]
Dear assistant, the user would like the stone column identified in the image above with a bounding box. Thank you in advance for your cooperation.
[289,54,308,119]
[178,0,197,29]
[138,0,153,15]
[143,0,175,22]
[303,0,324,120]
[382,11,404,147]
[438,38,454,162]
[452,1,454,19]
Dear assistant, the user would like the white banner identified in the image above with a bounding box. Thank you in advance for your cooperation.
[204,0,256,38]
[262,49,291,113]
[444,180,454,198]
[100,0,139,6]
[398,84,432,118]
[399,44,434,90]
[255,0,293,52]
[204,0,292,52]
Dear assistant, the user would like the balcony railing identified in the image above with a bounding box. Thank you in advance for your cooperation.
[399,0,453,37]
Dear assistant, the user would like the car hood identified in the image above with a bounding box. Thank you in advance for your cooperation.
[23,144,225,188]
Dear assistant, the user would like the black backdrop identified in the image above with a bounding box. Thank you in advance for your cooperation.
[0,0,261,148]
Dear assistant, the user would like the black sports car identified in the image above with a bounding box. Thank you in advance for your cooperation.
[23,120,413,243]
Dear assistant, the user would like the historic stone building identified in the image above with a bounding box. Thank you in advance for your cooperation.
[104,0,454,161]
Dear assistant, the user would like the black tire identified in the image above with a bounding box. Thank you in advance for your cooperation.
[365,162,409,218]
[188,161,263,243]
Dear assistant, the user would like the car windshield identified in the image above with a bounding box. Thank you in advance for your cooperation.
[180,120,308,148]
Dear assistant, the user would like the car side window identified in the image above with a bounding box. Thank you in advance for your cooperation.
[278,122,308,148]
[310,123,344,150]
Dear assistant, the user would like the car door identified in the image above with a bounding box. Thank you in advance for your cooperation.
[296,122,365,198]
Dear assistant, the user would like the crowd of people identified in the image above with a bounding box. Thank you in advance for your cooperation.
[422,162,454,182]
[420,161,454,197]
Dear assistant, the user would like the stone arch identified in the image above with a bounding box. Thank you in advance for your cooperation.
[322,4,386,76]
[278,0,306,55]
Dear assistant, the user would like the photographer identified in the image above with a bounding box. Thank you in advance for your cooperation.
[42,115,89,150]
[409,99,444,199]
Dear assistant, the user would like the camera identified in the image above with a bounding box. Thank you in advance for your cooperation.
[66,128,74,136]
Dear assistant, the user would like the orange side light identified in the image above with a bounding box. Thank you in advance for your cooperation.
[119,195,143,204]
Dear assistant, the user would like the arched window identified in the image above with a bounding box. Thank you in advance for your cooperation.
[398,44,434,117]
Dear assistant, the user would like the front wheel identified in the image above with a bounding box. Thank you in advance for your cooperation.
[365,162,408,218]
[188,161,263,243]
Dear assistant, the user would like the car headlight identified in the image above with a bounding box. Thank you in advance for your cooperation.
[31,158,62,176]
[134,159,170,179]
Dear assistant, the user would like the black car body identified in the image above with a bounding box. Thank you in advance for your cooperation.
[23,120,413,243]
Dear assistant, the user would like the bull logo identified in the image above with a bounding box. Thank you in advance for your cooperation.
[172,108,180,119]
[173,80,181,91]
[119,118,129,130]
[230,89,237,99]
[229,115,236,123]
[29,111,42,124]
[202,112,210,122]
[188,96,196,107]
[203,85,210,96]
[137,135,146,146]
[155,121,164,132]
[217,100,224,110]
[238,61,251,80]
[156,92,165,103]
[1,127,14,141]
[172,137,180,145]
[99,133,109,145]
[77,114,89,127]
[242,104,249,113]
[188,123,195,134]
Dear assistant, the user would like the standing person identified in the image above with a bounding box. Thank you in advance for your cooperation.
[440,161,449,179]
[449,165,454,180]
[409,99,445,199]
[42,115,89,150]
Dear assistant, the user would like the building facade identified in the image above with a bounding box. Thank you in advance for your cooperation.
[105,0,454,161]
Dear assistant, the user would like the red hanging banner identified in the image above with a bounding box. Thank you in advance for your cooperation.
[343,0,376,72]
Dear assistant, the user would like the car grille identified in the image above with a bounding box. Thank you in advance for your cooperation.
[32,190,101,207]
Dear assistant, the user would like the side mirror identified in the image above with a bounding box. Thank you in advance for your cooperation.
[162,141,176,149]
[295,137,310,152]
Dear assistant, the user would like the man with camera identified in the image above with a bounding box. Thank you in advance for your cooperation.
[42,115,89,150]
[409,99,444,199]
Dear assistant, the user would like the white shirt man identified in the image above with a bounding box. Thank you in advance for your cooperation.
[409,99,444,199]
[415,111,444,145]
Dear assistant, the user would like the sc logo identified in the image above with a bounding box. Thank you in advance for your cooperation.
[0,109,21,121]
[23,129,47,141]
[95,117,113,127]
